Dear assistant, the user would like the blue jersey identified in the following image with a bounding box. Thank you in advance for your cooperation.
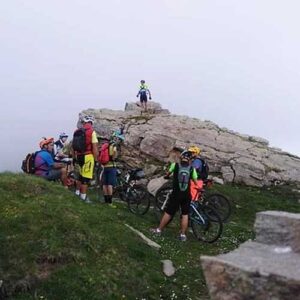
[191,158,203,174]
[34,150,54,176]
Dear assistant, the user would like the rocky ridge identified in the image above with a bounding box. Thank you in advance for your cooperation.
[80,101,300,187]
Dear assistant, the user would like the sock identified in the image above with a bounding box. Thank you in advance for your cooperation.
[80,193,86,200]
[104,195,109,203]
[108,195,112,204]
[75,190,80,196]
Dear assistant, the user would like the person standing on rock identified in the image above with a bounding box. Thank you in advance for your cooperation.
[136,80,152,111]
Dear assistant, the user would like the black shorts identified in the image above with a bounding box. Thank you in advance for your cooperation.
[165,192,191,216]
[140,94,148,103]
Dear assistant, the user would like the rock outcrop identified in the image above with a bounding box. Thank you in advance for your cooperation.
[80,101,300,186]
[201,211,300,300]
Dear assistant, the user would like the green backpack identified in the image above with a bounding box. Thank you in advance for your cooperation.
[177,164,191,192]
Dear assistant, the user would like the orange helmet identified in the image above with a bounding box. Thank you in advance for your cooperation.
[39,137,54,149]
[188,146,201,155]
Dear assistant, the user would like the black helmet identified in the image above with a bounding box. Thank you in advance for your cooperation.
[180,150,191,162]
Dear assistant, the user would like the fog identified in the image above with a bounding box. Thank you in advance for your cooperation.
[1,0,299,172]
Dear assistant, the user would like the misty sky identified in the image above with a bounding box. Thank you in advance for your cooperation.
[1,0,300,172]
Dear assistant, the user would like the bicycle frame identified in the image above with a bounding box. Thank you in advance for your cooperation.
[189,201,206,224]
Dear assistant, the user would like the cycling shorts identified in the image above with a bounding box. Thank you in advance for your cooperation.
[140,93,148,103]
[43,169,62,181]
[78,154,95,179]
[102,167,117,186]
[165,192,191,216]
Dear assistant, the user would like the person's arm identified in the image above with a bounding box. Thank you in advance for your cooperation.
[45,152,64,169]
[112,145,118,160]
[53,162,65,169]
[91,131,99,161]
[147,88,152,99]
[136,89,140,97]
[191,167,198,184]
[164,162,175,178]
[53,144,58,156]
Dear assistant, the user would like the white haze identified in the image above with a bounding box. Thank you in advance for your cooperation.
[0,0,300,172]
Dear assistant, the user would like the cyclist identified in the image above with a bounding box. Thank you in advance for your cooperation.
[151,151,198,241]
[34,137,68,186]
[53,132,72,163]
[188,146,204,200]
[136,80,152,111]
[73,115,98,203]
[100,135,118,207]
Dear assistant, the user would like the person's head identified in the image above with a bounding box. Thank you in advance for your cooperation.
[140,80,145,84]
[180,150,191,166]
[111,131,125,145]
[39,137,54,151]
[188,145,201,157]
[59,132,68,142]
[81,115,95,125]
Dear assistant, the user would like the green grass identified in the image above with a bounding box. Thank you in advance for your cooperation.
[0,173,299,299]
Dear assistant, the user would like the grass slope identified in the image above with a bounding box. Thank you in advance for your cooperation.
[0,173,299,299]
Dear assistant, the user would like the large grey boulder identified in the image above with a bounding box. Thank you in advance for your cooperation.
[201,211,300,300]
[79,102,300,186]
[201,241,300,300]
[255,211,300,253]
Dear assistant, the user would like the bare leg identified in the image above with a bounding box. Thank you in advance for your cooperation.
[60,167,68,187]
[76,180,81,190]
[158,212,173,231]
[103,185,113,196]
[180,214,189,235]
[80,183,88,194]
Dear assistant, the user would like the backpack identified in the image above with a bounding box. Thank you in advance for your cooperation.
[197,158,209,180]
[21,152,38,174]
[177,164,192,192]
[72,128,86,153]
[98,142,110,165]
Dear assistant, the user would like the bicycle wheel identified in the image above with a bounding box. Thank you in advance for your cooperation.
[127,185,150,215]
[205,193,231,222]
[190,204,223,243]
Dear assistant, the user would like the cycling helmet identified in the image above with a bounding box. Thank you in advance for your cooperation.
[140,80,145,84]
[39,137,54,149]
[180,150,191,162]
[59,132,68,139]
[112,130,125,141]
[82,115,95,124]
[188,146,201,155]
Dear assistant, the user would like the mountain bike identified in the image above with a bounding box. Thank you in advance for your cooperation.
[154,186,223,243]
[97,166,150,215]
[189,200,223,243]
[155,179,231,222]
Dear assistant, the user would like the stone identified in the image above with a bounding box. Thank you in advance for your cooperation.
[125,224,161,250]
[201,241,300,300]
[124,101,170,114]
[161,259,176,277]
[221,166,235,183]
[147,176,169,196]
[255,211,300,253]
[211,177,224,185]
[80,102,300,186]
[201,211,300,299]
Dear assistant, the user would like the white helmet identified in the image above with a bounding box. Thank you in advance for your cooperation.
[59,132,68,139]
[82,115,95,124]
